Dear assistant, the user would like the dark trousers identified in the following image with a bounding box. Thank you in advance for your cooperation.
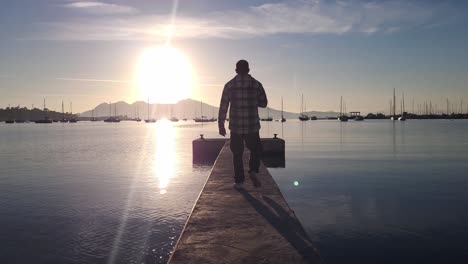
[230,132,262,183]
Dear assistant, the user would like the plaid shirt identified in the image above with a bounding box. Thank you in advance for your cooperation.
[218,74,268,134]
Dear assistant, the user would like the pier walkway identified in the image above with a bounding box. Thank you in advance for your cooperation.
[168,141,322,264]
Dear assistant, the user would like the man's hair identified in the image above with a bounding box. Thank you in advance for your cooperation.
[236,60,249,74]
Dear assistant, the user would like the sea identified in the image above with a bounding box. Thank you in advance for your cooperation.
[1,119,468,264]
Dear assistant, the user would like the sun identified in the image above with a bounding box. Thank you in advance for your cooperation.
[135,45,193,104]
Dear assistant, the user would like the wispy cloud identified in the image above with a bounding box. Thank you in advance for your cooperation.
[64,1,137,15]
[34,0,457,41]
[56,77,131,83]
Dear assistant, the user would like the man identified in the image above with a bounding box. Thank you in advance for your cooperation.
[218,60,268,189]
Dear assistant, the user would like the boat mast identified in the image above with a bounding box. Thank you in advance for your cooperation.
[281,97,284,119]
[62,100,64,120]
[147,98,150,120]
[109,102,111,119]
[393,88,396,118]
[402,92,405,116]
[340,96,343,117]
[43,98,48,119]
[301,94,303,116]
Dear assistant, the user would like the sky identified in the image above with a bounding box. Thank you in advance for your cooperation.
[1,0,468,114]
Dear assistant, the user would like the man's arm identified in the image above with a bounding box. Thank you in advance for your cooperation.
[218,83,230,136]
[258,82,268,108]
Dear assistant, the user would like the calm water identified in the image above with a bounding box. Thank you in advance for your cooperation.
[1,120,468,263]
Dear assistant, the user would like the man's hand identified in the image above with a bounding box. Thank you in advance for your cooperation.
[219,127,226,137]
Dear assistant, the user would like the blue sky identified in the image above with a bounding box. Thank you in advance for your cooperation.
[1,0,468,113]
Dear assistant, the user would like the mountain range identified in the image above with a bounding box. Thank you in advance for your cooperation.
[79,99,339,119]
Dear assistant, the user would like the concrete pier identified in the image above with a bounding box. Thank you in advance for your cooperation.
[192,135,285,167]
[169,141,322,264]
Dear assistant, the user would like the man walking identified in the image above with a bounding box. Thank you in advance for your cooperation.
[218,60,268,189]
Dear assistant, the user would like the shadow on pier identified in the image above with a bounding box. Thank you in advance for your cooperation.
[238,189,323,263]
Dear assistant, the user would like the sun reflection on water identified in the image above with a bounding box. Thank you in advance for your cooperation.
[153,119,176,194]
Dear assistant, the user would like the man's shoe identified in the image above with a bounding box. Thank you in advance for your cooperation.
[234,182,244,189]
[249,172,261,188]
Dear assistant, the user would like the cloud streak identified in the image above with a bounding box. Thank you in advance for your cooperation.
[56,77,131,83]
[34,0,457,41]
[64,1,137,15]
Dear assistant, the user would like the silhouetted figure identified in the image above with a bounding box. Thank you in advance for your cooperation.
[218,60,268,188]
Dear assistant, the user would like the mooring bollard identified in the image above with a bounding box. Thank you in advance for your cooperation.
[273,133,278,139]
[200,134,204,140]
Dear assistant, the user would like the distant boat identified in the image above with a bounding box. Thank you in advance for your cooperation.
[91,109,98,122]
[391,88,397,121]
[281,97,286,122]
[194,100,216,122]
[349,111,364,121]
[299,94,310,121]
[399,92,407,121]
[144,98,156,123]
[170,105,179,122]
[60,101,68,123]
[104,102,120,123]
[35,98,53,124]
[338,96,348,122]
[69,102,78,123]
[182,100,188,121]
[310,116,317,120]
[35,119,52,124]
[194,116,216,122]
[14,105,25,123]
[6,104,15,123]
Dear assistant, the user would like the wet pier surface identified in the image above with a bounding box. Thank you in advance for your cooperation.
[168,141,322,263]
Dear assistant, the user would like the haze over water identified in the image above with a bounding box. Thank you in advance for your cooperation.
[1,120,468,263]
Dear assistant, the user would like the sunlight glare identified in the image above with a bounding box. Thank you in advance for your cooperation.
[153,119,176,194]
[136,45,193,104]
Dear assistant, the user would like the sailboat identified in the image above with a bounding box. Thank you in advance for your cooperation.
[14,105,25,123]
[398,92,407,121]
[182,100,188,121]
[104,102,113,122]
[309,102,318,120]
[194,100,215,122]
[69,102,78,123]
[338,96,348,122]
[134,106,141,122]
[261,107,273,121]
[391,88,397,121]
[104,102,120,122]
[299,94,310,121]
[113,103,120,122]
[170,105,179,122]
[35,98,53,123]
[5,104,14,123]
[91,108,98,122]
[60,101,68,122]
[281,97,286,122]
[145,98,156,123]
